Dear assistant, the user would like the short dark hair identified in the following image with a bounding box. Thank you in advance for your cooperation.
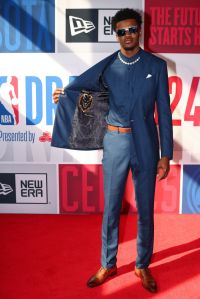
[112,8,142,31]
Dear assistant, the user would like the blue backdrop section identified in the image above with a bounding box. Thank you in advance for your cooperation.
[0,0,55,52]
[182,165,200,214]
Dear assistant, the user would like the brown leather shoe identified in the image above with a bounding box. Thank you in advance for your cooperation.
[87,266,117,288]
[135,267,157,293]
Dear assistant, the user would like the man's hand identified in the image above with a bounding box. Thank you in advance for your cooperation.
[157,157,170,181]
[52,88,64,104]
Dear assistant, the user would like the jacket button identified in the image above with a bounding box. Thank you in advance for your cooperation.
[130,119,134,122]
[144,116,146,120]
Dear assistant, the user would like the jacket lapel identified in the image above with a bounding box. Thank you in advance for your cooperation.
[130,51,151,113]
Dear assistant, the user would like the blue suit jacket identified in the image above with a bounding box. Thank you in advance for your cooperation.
[51,49,173,170]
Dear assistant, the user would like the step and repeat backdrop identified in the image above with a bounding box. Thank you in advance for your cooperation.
[0,0,199,214]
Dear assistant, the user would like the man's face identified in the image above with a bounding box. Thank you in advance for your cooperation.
[115,18,140,51]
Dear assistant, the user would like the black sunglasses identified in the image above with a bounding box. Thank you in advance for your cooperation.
[116,26,139,37]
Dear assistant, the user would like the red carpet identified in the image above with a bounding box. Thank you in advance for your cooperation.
[0,214,200,299]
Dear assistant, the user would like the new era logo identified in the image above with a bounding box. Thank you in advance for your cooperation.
[66,9,98,42]
[0,182,13,195]
[69,15,95,36]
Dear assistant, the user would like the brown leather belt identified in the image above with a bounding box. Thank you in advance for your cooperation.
[107,124,132,133]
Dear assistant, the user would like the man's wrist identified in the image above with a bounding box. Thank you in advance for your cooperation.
[160,156,170,161]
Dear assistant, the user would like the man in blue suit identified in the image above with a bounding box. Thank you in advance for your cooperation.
[52,8,173,293]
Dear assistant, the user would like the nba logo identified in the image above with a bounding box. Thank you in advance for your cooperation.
[0,76,19,125]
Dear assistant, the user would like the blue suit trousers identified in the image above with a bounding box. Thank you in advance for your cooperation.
[101,130,157,269]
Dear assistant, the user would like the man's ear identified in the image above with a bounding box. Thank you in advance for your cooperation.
[116,34,119,42]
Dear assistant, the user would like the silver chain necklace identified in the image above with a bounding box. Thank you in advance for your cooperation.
[118,51,140,65]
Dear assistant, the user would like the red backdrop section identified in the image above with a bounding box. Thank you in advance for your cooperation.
[59,164,180,214]
[144,0,200,53]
